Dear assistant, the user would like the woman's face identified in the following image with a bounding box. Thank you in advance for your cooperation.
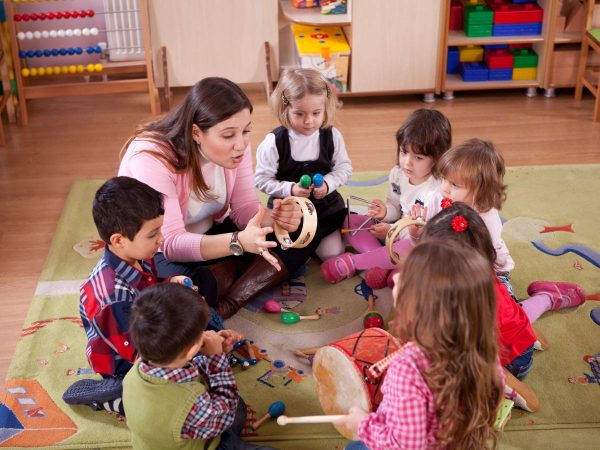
[192,108,252,169]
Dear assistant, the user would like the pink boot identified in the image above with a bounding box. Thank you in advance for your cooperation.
[527,281,586,311]
[321,252,356,284]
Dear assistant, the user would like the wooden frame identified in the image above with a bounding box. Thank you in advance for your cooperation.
[5,0,159,125]
[575,0,600,121]
[0,49,17,145]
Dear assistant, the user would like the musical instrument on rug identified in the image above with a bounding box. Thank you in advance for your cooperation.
[312,328,403,440]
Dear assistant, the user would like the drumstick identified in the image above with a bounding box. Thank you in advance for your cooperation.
[277,414,347,425]
[341,227,369,234]
[351,215,373,237]
[349,195,375,205]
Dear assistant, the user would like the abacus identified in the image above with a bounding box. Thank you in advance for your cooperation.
[6,0,161,125]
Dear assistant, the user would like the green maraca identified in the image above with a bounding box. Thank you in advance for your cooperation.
[299,174,312,189]
[280,311,321,324]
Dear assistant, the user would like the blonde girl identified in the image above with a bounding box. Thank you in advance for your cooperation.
[255,68,352,260]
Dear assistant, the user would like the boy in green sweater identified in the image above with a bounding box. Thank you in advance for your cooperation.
[124,283,278,450]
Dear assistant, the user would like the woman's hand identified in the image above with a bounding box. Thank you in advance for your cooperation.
[292,183,312,198]
[271,198,301,233]
[334,406,368,437]
[312,181,328,200]
[239,205,281,270]
[369,222,391,240]
[218,329,244,354]
[368,199,387,220]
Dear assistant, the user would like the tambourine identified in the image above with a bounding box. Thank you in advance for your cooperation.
[274,196,318,250]
[385,217,427,265]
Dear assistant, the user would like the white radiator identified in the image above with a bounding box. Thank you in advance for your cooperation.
[102,0,145,62]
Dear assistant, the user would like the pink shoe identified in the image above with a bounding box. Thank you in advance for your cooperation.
[527,281,586,311]
[321,252,356,284]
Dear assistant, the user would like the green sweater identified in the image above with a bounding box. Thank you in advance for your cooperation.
[123,361,220,450]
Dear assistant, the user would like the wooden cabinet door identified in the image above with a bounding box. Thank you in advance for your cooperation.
[350,0,442,93]
[149,0,278,86]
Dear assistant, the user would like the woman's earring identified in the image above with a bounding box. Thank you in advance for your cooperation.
[281,93,289,106]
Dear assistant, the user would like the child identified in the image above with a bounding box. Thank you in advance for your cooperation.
[255,68,352,260]
[435,138,515,294]
[320,109,451,283]
[336,240,505,450]
[124,283,278,450]
[421,202,585,381]
[63,176,192,414]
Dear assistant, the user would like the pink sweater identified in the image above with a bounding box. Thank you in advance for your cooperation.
[118,138,259,262]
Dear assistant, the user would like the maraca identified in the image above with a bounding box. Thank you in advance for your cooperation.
[280,311,321,324]
[299,174,312,189]
[263,299,283,313]
[182,277,193,288]
[253,401,286,430]
[312,173,324,188]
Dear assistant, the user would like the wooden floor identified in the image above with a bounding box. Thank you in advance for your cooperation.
[1,86,599,383]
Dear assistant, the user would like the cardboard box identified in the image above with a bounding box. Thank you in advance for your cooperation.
[292,24,350,93]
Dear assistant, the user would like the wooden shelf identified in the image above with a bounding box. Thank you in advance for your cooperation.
[279,0,351,25]
[555,32,583,44]
[447,30,544,46]
[444,73,539,90]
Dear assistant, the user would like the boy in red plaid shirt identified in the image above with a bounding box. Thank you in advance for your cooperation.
[63,177,195,414]
[124,283,278,450]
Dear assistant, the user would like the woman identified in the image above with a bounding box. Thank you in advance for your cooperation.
[119,77,320,319]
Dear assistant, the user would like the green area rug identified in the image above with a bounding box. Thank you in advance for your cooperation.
[1,166,599,449]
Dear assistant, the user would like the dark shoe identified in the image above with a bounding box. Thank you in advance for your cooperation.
[62,377,123,405]
[217,254,289,320]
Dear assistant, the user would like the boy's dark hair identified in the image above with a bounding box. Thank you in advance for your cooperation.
[129,283,210,364]
[422,201,498,271]
[396,109,452,177]
[93,176,164,243]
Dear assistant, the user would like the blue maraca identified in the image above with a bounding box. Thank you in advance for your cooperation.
[312,173,324,188]
[182,277,193,288]
[252,401,286,429]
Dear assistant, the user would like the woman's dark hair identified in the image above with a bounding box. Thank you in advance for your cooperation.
[93,176,164,243]
[129,283,210,364]
[122,77,253,200]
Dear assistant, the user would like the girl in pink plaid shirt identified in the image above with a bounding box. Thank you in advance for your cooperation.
[336,240,505,450]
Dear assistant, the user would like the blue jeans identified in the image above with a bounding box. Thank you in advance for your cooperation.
[217,397,279,450]
[345,441,369,450]
[505,345,534,381]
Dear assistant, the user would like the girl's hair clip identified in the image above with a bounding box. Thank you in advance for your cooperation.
[451,215,468,233]
[441,197,453,209]
[282,93,289,106]
[326,85,331,97]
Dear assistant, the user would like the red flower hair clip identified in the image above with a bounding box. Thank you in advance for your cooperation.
[441,197,453,209]
[451,215,468,233]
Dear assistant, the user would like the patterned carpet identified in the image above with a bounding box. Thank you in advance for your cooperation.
[1,166,599,449]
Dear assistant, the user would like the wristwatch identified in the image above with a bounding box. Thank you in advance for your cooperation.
[229,231,244,256]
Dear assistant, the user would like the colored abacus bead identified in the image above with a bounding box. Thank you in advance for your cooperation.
[63,11,72,19]
[87,10,95,17]
[26,50,35,57]
[30,67,38,76]
[41,30,49,38]
[19,51,27,58]
[51,48,59,56]
[86,63,95,72]
[21,68,30,77]
[79,10,88,17]
[76,64,84,73]
[59,48,67,55]
[43,49,51,57]
[312,173,324,188]
[82,28,90,36]
[38,12,47,20]
[85,46,94,54]
[90,27,99,36]
[34,49,43,57]
[52,66,61,75]
[65,29,73,37]
[75,47,82,54]
[94,45,102,53]
[299,174,312,189]
[71,11,79,18]
[49,30,57,38]
[68,65,76,74]
[33,31,41,39]
[14,14,22,22]
[25,31,33,39]
[73,29,81,36]
[94,63,103,72]
[17,32,25,40]
[55,12,63,19]
[47,12,55,20]
[38,67,46,76]
[66,48,75,55]
[57,29,65,37]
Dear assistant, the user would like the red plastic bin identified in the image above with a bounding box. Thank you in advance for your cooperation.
[485,48,514,69]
